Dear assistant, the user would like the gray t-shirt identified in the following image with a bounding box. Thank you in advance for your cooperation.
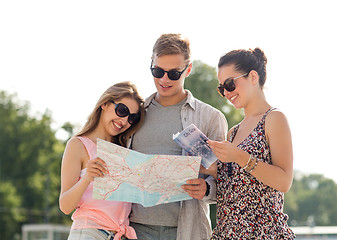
[129,98,185,226]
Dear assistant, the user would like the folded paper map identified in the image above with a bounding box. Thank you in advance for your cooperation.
[93,138,201,207]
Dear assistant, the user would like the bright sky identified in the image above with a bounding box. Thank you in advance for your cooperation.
[1,1,336,183]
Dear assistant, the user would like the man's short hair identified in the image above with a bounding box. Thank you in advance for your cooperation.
[152,33,190,63]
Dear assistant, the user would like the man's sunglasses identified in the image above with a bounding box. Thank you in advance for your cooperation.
[111,101,140,125]
[217,73,248,97]
[150,61,189,81]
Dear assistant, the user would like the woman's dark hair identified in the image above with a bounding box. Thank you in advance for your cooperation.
[218,47,268,87]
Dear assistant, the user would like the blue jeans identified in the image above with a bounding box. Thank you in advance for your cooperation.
[130,222,177,240]
[67,228,128,240]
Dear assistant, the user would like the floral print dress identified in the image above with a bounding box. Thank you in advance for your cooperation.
[211,108,295,239]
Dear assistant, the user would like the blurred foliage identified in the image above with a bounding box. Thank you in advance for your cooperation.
[0,91,71,239]
[285,172,337,226]
[185,60,244,129]
[61,121,75,142]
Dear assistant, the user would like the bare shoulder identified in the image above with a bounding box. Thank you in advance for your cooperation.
[60,137,88,194]
[265,109,289,126]
[66,137,84,148]
[265,109,291,138]
[63,137,88,162]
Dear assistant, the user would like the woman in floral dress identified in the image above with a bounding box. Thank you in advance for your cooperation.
[205,48,295,239]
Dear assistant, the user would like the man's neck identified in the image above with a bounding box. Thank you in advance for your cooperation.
[155,91,187,106]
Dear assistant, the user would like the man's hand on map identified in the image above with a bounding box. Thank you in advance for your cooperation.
[182,178,207,200]
[85,158,108,182]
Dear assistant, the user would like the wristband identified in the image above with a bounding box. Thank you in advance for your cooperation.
[205,181,210,197]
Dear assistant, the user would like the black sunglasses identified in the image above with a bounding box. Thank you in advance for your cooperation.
[150,61,189,81]
[110,101,140,125]
[217,73,248,97]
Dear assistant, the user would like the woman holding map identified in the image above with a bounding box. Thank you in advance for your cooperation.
[59,81,144,240]
[204,48,295,239]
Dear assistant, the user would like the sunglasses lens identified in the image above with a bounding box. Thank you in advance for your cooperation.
[151,68,164,78]
[151,68,182,80]
[217,78,236,97]
[224,78,236,92]
[115,103,129,117]
[128,114,140,125]
[114,102,140,125]
[167,71,180,80]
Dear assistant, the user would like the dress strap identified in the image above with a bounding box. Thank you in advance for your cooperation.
[261,107,277,122]
[77,136,97,160]
[229,124,240,143]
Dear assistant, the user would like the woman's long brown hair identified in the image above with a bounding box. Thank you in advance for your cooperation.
[76,81,145,147]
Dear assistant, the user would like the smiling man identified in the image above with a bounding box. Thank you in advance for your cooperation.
[129,33,228,240]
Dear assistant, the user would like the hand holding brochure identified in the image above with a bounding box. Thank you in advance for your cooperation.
[173,124,217,169]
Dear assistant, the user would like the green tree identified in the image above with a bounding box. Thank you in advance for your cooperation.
[185,60,244,129]
[0,181,24,238]
[284,172,337,226]
[0,91,69,239]
[61,121,75,142]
